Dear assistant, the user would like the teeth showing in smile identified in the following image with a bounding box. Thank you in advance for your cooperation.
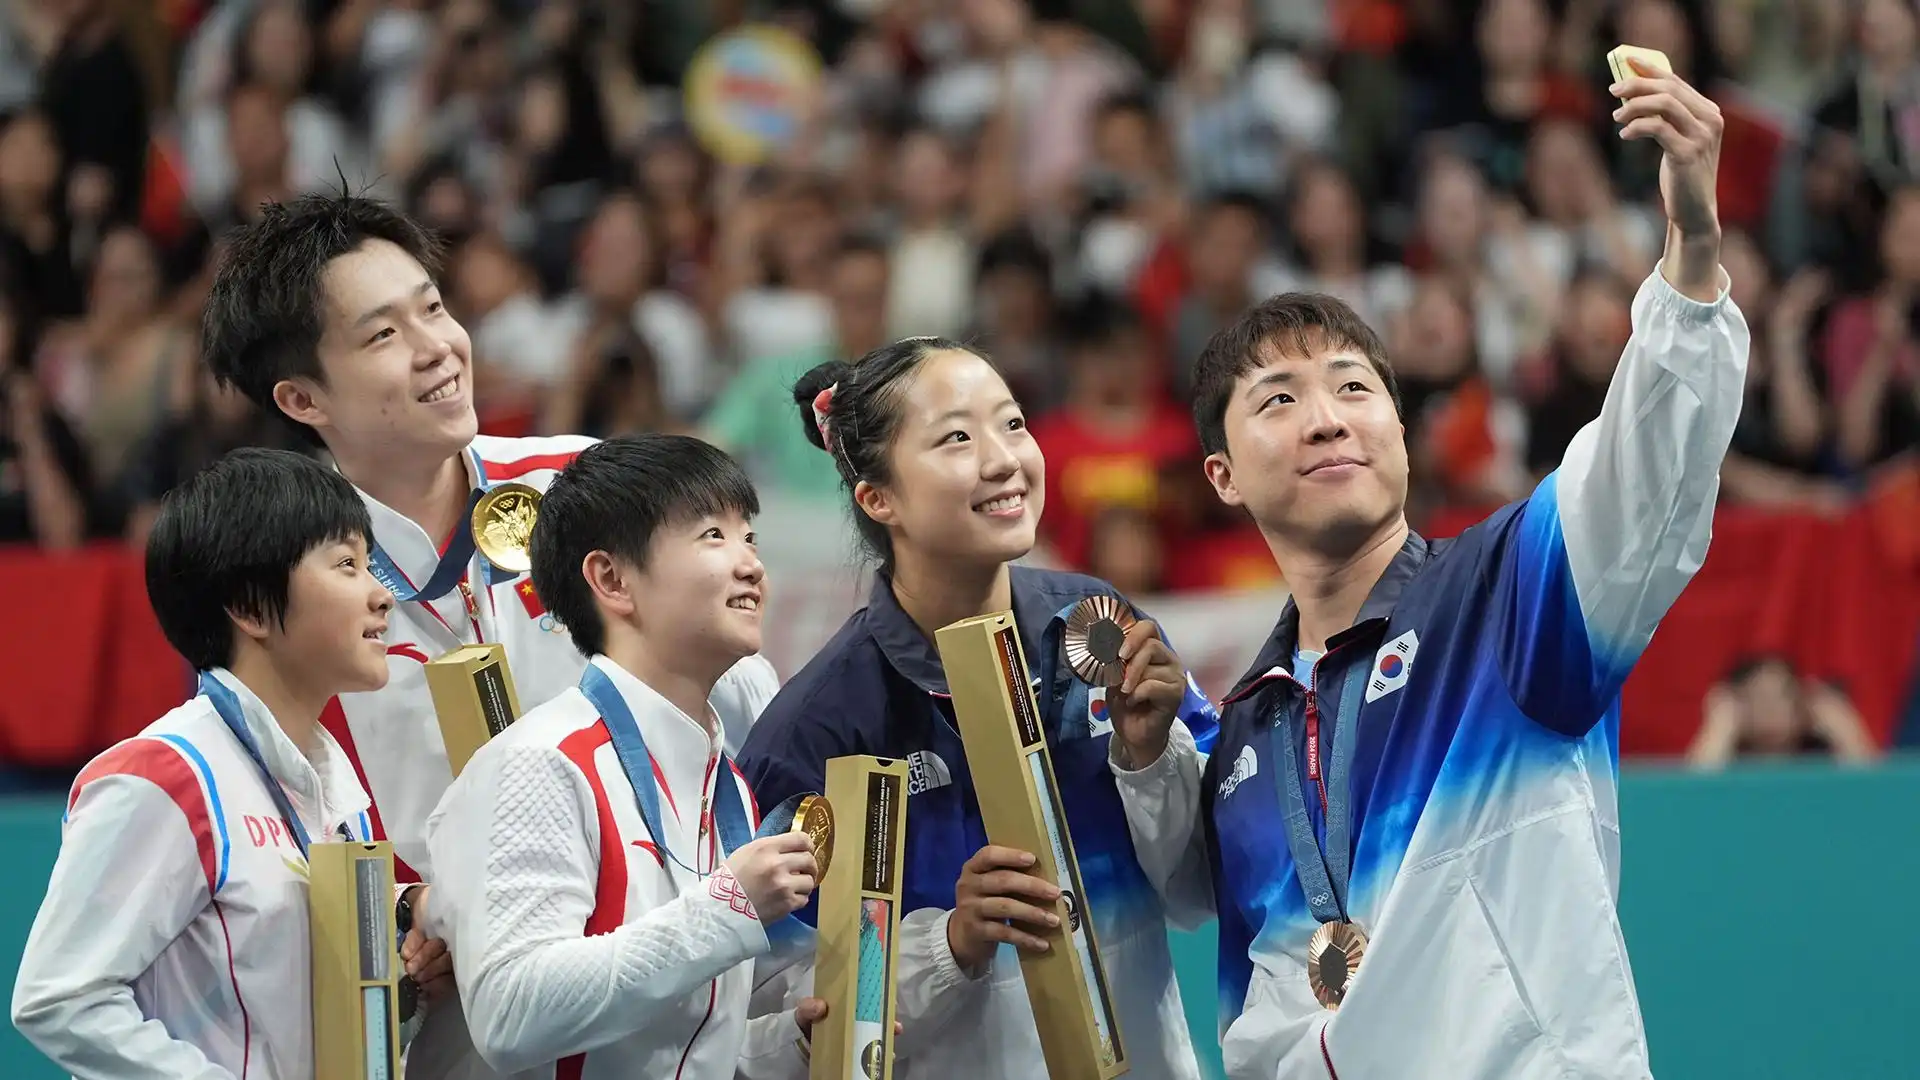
[420,375,460,404]
[727,597,759,612]
[977,494,1024,513]
[363,629,383,640]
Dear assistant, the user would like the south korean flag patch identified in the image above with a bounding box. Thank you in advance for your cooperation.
[1366,630,1419,703]
[1087,686,1113,737]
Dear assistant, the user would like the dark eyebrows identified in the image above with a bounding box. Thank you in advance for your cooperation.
[352,280,438,329]
[1240,356,1374,404]
[929,397,1020,428]
[1240,369,1295,406]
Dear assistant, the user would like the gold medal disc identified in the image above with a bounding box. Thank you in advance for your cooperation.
[1064,595,1136,687]
[472,483,542,574]
[1306,921,1367,1010]
[791,794,835,880]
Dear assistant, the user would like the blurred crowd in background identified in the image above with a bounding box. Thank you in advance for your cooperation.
[0,0,1915,763]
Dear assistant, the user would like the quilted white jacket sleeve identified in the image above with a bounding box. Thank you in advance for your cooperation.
[428,743,769,1075]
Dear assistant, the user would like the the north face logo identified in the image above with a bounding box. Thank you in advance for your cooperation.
[1218,744,1258,799]
[906,750,953,796]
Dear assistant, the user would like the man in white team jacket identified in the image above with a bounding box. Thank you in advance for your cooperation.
[200,192,782,1077]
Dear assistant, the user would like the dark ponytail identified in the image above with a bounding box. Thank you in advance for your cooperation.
[791,336,976,571]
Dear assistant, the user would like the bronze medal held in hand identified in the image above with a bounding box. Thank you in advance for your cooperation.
[1306,921,1368,1010]
[790,794,835,880]
[1064,595,1136,687]
[472,483,542,575]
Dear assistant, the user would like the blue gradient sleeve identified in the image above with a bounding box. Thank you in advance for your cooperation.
[1496,268,1748,737]
[1491,478,1618,736]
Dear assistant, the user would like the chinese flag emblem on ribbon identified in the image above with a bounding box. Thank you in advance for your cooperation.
[517,578,546,618]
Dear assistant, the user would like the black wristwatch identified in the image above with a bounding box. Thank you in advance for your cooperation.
[396,885,422,936]
[395,886,424,1023]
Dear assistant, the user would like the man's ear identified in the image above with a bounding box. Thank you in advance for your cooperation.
[272,377,329,431]
[1203,451,1243,508]
[853,479,894,529]
[582,551,635,620]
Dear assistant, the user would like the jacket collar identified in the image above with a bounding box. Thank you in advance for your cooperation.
[1224,530,1434,703]
[585,656,722,831]
[865,565,1056,697]
[350,445,485,589]
[204,668,370,826]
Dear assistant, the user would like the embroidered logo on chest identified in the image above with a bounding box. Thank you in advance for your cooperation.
[1218,744,1259,799]
[1365,630,1420,704]
[905,750,952,796]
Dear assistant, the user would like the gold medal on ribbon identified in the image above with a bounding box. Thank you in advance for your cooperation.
[790,793,835,880]
[1063,595,1135,687]
[472,483,542,575]
[1306,921,1367,1010]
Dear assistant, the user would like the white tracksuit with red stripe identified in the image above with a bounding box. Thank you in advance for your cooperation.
[327,434,781,1078]
[329,434,779,884]
[425,656,809,1080]
[11,668,374,1079]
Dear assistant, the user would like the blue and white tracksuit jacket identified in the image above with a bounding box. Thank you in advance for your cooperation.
[1116,265,1749,1079]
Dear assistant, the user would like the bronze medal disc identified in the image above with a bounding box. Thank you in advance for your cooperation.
[1063,595,1136,687]
[791,794,835,880]
[1306,921,1368,1010]
[472,482,543,574]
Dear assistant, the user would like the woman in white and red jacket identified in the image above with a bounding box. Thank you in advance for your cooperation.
[427,436,825,1080]
[13,448,449,1078]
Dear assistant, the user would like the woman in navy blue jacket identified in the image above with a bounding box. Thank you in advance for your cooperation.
[735,336,1218,1078]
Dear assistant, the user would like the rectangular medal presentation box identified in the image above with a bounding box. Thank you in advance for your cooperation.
[309,840,403,1080]
[934,613,1127,1080]
[425,642,524,777]
[810,755,909,1080]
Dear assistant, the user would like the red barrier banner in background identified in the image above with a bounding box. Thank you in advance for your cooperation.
[2,493,1915,768]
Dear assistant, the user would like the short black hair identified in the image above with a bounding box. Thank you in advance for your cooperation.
[202,189,446,445]
[976,227,1051,284]
[531,435,760,657]
[793,337,981,572]
[1060,292,1143,355]
[145,447,370,672]
[1190,294,1401,457]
